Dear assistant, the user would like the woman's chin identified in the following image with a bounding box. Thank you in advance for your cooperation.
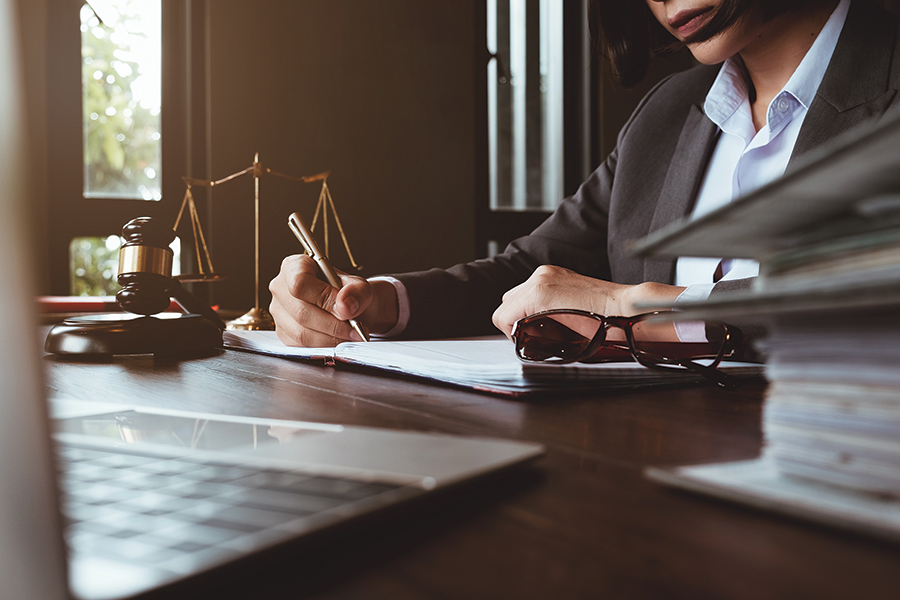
[686,41,736,65]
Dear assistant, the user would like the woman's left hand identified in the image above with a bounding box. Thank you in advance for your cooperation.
[491,265,685,338]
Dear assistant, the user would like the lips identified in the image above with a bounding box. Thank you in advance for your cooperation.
[668,6,714,38]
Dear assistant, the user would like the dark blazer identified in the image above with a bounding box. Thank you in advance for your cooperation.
[394,0,900,338]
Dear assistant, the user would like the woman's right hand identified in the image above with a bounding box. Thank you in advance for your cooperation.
[269,254,399,347]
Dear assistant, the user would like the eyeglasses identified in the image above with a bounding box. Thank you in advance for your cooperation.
[511,309,743,387]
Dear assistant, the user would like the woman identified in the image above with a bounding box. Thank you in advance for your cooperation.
[269,0,900,347]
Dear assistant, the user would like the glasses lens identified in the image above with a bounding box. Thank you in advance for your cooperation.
[630,319,727,363]
[515,313,604,362]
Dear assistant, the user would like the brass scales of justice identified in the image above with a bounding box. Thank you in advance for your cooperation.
[175,153,361,331]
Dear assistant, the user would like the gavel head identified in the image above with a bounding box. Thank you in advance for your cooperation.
[116,217,176,315]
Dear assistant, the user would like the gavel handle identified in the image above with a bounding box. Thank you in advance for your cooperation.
[165,279,226,330]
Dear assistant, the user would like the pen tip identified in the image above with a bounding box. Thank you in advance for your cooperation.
[352,320,370,342]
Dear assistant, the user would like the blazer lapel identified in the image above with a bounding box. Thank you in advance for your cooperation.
[791,0,899,165]
[643,104,719,283]
[639,1,898,283]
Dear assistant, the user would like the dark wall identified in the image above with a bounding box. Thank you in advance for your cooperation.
[202,1,480,312]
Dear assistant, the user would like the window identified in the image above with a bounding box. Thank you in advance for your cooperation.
[81,0,162,201]
[68,0,165,295]
[70,235,179,296]
[45,0,196,297]
[488,0,564,211]
[70,235,122,296]
[480,0,593,257]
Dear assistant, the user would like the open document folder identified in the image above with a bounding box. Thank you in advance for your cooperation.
[223,331,763,397]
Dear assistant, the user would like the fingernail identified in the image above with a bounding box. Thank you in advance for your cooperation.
[344,297,359,316]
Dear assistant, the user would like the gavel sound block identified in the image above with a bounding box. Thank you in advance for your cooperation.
[44,217,224,357]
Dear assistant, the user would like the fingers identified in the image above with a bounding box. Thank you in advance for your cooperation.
[270,297,353,347]
[493,265,565,337]
[494,268,688,343]
[280,255,340,313]
[492,298,528,339]
[492,280,535,339]
[492,265,626,338]
[269,255,371,347]
[333,275,374,321]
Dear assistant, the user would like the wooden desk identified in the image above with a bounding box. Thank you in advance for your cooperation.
[45,349,900,599]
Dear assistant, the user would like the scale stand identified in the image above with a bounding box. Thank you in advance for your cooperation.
[179,153,360,331]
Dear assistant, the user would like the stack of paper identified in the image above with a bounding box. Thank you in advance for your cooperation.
[645,303,900,543]
[756,221,900,294]
[223,331,763,397]
[631,111,900,542]
[758,313,900,496]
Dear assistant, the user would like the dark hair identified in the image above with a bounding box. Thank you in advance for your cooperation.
[589,0,826,88]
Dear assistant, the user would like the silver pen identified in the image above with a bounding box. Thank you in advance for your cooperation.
[288,212,370,342]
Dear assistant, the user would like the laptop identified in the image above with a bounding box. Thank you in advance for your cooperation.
[48,405,542,600]
[0,4,543,598]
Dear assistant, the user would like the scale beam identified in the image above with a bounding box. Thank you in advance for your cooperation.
[173,154,360,331]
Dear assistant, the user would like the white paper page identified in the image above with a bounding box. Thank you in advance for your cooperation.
[222,329,336,360]
[335,339,529,377]
[336,339,762,385]
[223,332,764,393]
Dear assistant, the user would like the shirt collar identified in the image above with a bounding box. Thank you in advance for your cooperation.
[704,58,749,127]
[704,0,852,126]
[782,0,851,110]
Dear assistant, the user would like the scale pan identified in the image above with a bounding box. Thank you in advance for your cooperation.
[175,273,227,283]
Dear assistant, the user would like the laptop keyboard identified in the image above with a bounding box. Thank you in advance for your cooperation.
[56,444,403,574]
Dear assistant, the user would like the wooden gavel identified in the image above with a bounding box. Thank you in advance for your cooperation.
[116,217,225,329]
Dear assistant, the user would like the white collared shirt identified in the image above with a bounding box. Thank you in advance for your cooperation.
[675,0,851,298]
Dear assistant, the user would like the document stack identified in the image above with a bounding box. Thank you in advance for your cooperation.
[754,212,900,498]
[632,111,900,541]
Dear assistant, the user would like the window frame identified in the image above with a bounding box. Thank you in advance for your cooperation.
[476,0,595,258]
[44,0,204,295]
[475,0,699,261]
